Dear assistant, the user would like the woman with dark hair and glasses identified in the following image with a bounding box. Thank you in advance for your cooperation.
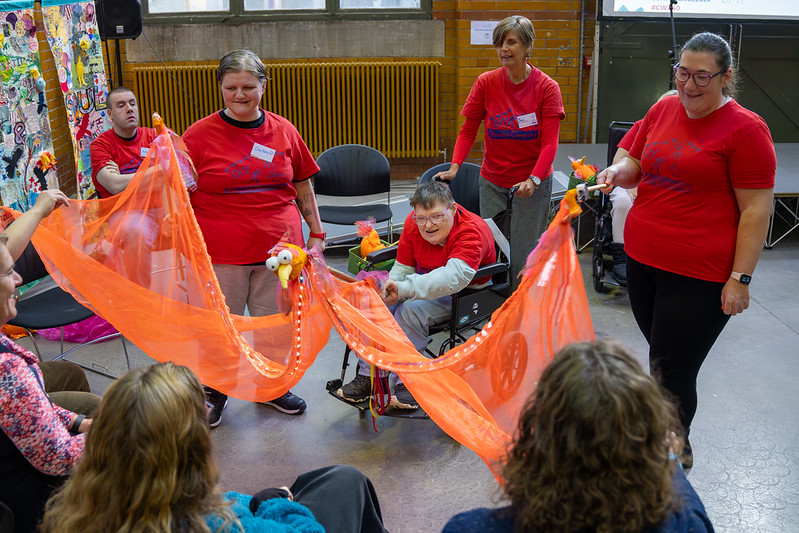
[597,32,775,468]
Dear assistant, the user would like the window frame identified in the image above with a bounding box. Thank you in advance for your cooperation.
[142,0,432,23]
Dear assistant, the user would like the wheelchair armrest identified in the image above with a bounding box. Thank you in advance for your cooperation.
[472,261,508,279]
[365,244,398,264]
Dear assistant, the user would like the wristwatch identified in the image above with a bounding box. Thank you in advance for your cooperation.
[529,175,541,186]
[730,271,752,285]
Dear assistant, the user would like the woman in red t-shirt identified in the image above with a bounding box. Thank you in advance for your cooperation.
[183,50,326,424]
[597,32,775,468]
[433,15,564,289]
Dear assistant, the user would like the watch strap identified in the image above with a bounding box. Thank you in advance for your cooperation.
[308,231,326,240]
[730,271,751,285]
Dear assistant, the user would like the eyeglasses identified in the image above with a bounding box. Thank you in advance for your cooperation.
[414,206,451,226]
[672,64,726,87]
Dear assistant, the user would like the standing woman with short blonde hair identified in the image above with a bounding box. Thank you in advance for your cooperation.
[434,15,565,289]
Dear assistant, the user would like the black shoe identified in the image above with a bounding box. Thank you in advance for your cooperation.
[610,242,627,286]
[263,391,307,415]
[204,387,228,429]
[337,374,374,403]
[391,383,418,410]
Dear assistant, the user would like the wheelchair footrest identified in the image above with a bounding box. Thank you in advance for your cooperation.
[325,388,430,420]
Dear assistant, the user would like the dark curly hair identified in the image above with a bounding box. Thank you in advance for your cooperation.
[502,341,682,533]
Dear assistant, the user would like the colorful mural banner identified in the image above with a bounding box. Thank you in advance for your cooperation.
[0,0,58,212]
[42,0,108,199]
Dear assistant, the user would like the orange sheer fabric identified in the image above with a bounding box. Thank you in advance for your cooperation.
[6,125,594,473]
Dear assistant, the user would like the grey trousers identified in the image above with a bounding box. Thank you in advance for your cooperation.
[480,175,553,290]
[212,263,281,317]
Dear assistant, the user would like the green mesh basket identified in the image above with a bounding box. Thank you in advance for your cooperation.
[347,240,394,275]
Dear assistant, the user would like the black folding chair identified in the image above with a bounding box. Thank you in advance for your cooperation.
[314,144,394,243]
[8,242,130,379]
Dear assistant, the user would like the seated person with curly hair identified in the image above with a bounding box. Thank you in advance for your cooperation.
[444,340,714,533]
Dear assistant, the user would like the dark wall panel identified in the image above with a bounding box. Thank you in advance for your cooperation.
[596,21,799,142]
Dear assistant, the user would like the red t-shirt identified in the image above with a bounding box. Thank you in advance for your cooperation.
[626,96,775,282]
[460,66,564,188]
[617,120,642,152]
[89,127,158,198]
[396,204,496,285]
[183,110,320,265]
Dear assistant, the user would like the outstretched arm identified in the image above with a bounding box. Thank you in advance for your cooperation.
[596,155,642,190]
[2,189,70,261]
[433,117,482,182]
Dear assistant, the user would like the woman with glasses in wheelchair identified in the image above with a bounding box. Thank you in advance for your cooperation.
[597,32,775,468]
[336,181,496,409]
[432,15,564,290]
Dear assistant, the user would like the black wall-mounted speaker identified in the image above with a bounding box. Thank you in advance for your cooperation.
[95,0,142,40]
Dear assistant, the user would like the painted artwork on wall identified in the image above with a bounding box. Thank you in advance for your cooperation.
[0,0,58,212]
[42,0,108,199]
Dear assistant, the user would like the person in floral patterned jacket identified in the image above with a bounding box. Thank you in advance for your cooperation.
[0,190,100,532]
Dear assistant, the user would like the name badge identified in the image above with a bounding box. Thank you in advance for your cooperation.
[140,147,149,157]
[250,143,276,163]
[517,112,538,129]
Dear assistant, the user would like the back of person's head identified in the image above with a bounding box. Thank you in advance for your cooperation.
[502,341,681,533]
[680,32,737,97]
[217,49,269,85]
[410,180,454,210]
[41,363,237,533]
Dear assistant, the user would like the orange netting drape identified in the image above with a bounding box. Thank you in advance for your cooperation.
[7,125,594,474]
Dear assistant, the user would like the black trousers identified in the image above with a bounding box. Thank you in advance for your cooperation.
[290,465,387,533]
[626,257,731,431]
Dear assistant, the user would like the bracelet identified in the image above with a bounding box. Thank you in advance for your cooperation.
[308,231,326,240]
[70,414,86,434]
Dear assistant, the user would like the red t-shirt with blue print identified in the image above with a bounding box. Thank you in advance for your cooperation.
[626,96,775,282]
[460,66,564,188]
[183,110,320,264]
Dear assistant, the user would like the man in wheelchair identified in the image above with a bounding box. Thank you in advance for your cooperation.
[336,181,497,409]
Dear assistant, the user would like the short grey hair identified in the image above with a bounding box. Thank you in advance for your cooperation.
[410,181,454,210]
[217,49,269,85]
[492,15,535,50]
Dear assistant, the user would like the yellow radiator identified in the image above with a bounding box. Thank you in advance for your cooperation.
[132,61,440,158]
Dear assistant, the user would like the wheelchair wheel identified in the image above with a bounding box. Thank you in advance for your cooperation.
[592,254,605,293]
